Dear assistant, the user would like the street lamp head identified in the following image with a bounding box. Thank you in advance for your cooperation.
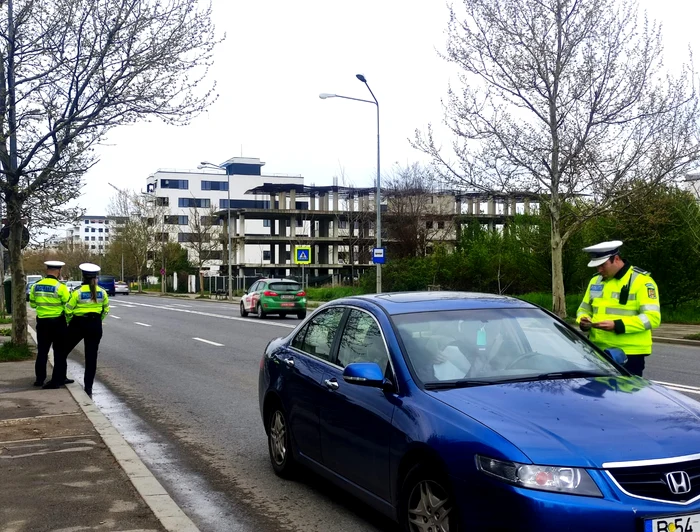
[319,93,336,99]
[356,74,367,83]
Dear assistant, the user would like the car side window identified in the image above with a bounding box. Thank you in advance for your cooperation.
[337,309,389,370]
[294,307,345,362]
[249,282,259,293]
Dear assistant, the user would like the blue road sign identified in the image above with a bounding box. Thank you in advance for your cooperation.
[295,245,312,264]
[372,247,386,264]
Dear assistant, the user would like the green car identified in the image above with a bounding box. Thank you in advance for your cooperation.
[240,278,307,320]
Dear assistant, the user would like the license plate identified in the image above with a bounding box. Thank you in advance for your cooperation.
[645,513,700,531]
[281,295,295,300]
[281,303,295,307]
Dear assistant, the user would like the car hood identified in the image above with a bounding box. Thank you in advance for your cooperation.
[429,376,700,468]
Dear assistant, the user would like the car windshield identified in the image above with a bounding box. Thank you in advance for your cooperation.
[268,282,301,292]
[393,308,619,386]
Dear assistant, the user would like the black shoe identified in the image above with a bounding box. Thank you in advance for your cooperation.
[85,389,92,398]
[33,380,44,387]
[64,379,74,384]
[42,381,62,389]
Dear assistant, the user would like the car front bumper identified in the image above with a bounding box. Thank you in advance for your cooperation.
[454,471,700,531]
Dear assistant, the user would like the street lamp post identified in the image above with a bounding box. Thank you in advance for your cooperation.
[320,74,382,293]
[199,161,233,301]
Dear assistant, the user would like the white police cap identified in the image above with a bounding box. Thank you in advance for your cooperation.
[582,240,623,267]
[44,260,65,268]
[78,263,101,277]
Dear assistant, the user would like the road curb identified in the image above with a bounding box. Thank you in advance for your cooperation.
[653,336,700,347]
[27,325,200,532]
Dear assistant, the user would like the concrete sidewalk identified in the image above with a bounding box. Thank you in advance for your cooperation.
[0,325,199,531]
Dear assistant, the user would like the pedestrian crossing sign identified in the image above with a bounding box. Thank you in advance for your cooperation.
[295,245,312,265]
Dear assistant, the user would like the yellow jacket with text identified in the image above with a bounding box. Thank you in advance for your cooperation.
[65,285,110,322]
[29,276,70,318]
[576,263,660,355]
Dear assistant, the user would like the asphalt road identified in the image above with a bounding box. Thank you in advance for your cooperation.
[62,294,700,532]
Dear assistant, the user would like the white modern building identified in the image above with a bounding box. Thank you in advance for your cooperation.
[145,157,305,267]
[65,215,114,252]
[686,173,700,201]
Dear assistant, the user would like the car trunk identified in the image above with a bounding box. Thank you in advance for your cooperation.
[265,282,305,306]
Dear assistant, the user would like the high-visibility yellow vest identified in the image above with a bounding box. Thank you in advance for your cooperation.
[576,265,661,355]
[65,285,110,322]
[29,276,70,318]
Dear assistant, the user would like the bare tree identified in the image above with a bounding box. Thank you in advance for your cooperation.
[0,0,220,343]
[384,163,454,258]
[108,191,167,293]
[179,204,221,294]
[415,0,700,317]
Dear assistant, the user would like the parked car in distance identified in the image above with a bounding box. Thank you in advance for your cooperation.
[25,274,42,301]
[259,292,700,532]
[240,279,306,319]
[97,275,116,296]
[115,281,129,295]
[65,281,82,292]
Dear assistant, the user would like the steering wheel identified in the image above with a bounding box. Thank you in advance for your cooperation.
[505,351,548,370]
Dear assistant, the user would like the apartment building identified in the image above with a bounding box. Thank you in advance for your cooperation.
[65,215,114,253]
[145,157,304,267]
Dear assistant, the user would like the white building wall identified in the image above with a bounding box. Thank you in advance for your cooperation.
[146,161,304,266]
[67,215,113,253]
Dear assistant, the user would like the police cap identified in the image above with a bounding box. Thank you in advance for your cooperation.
[78,263,101,278]
[44,260,65,269]
[582,240,623,267]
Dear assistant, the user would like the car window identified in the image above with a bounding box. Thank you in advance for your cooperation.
[337,309,389,369]
[249,282,259,292]
[269,282,301,292]
[393,308,619,384]
[292,307,345,362]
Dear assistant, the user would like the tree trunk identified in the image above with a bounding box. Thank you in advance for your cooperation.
[550,209,567,318]
[8,196,27,345]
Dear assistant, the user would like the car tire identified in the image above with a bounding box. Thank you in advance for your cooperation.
[256,302,266,319]
[240,302,248,317]
[398,463,458,532]
[266,403,296,478]
[297,311,306,320]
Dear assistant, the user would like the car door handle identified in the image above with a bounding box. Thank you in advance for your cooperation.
[324,378,339,391]
[283,357,295,368]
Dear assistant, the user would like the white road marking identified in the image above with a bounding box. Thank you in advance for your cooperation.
[111,315,121,319]
[122,300,297,329]
[169,303,192,308]
[134,322,152,327]
[119,304,136,308]
[193,337,224,347]
[652,380,700,392]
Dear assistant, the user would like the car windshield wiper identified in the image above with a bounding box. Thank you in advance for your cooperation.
[491,370,612,384]
[424,380,495,390]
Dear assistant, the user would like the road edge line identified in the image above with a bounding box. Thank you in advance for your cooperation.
[28,324,200,532]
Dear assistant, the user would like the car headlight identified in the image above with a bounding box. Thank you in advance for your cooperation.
[476,455,602,497]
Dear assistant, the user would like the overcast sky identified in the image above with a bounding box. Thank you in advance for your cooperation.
[71,0,698,228]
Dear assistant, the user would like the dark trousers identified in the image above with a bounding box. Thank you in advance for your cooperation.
[624,354,648,377]
[64,316,103,393]
[35,316,67,383]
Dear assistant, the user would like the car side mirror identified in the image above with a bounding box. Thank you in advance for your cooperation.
[343,362,385,388]
[244,290,248,294]
[604,347,628,366]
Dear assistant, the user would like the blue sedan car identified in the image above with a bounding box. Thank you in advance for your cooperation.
[258,292,700,532]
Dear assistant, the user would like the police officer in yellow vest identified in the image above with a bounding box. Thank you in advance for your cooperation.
[29,261,73,387]
[576,241,661,377]
[63,263,109,398]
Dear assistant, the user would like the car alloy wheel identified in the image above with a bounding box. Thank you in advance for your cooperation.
[407,480,452,532]
[266,406,295,478]
[240,302,248,317]
[257,302,266,319]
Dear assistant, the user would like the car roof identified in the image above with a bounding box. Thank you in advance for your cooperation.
[333,291,538,315]
[258,278,300,283]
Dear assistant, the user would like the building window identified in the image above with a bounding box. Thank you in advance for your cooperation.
[165,215,188,225]
[426,221,433,229]
[201,180,228,191]
[105,228,109,233]
[297,218,303,227]
[98,228,103,233]
[263,251,271,261]
[178,198,211,208]
[84,236,89,241]
[263,219,271,227]
[338,220,348,229]
[200,216,219,226]
[84,228,89,233]
[437,221,445,229]
[104,220,109,225]
[84,220,89,224]
[178,233,196,243]
[207,251,223,260]
[98,245,103,250]
[160,179,188,189]
[91,245,96,249]
[91,228,95,232]
[98,237,103,241]
[91,236,95,241]
[156,197,169,207]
